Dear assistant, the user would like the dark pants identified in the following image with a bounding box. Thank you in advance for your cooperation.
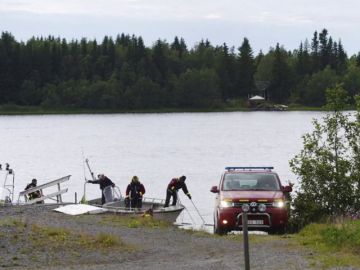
[101,194,105,205]
[164,189,177,207]
[125,196,143,209]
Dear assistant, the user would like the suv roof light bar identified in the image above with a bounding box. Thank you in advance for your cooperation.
[225,167,274,171]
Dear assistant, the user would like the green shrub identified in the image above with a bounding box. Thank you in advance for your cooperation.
[290,86,360,230]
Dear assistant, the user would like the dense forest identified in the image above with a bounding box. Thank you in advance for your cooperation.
[0,29,360,110]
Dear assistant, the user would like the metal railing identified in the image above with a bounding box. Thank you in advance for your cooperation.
[18,175,71,204]
[1,163,15,204]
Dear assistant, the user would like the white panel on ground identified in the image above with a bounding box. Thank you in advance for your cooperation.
[0,187,4,201]
[54,204,108,215]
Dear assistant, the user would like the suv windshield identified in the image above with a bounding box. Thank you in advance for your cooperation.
[222,173,280,191]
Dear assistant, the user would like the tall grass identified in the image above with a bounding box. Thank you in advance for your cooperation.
[0,218,130,252]
[296,219,360,268]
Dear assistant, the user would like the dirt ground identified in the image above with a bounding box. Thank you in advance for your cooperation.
[0,204,356,270]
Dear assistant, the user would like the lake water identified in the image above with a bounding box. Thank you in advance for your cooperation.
[0,111,325,224]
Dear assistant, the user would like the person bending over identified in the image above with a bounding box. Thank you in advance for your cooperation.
[164,175,191,207]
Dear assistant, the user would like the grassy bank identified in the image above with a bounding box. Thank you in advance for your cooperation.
[0,217,134,268]
[0,104,251,115]
[99,214,171,229]
[0,103,339,115]
[186,219,360,269]
[295,219,360,268]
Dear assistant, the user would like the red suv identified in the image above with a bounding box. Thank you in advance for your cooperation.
[211,167,292,235]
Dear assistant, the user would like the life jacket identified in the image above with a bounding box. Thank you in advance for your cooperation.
[126,182,145,198]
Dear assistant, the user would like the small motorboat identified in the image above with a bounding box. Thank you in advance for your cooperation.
[87,196,185,224]
[82,159,184,223]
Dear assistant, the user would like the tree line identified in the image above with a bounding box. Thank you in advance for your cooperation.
[0,29,360,110]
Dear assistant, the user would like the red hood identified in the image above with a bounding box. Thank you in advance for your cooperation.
[221,190,284,201]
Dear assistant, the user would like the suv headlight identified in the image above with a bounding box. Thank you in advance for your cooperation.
[241,203,250,212]
[272,200,285,208]
[258,204,266,212]
[220,200,233,208]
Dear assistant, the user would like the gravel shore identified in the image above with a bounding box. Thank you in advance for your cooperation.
[0,204,354,270]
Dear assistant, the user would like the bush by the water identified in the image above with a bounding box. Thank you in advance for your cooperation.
[289,85,360,231]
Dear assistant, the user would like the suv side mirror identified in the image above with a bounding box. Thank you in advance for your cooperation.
[210,186,219,193]
[282,185,292,193]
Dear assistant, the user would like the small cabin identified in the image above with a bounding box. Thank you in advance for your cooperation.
[247,95,265,108]
[249,95,265,103]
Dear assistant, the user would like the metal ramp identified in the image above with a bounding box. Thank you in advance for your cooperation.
[18,175,71,205]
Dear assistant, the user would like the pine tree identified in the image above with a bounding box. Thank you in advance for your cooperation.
[255,50,264,67]
[236,38,255,97]
[296,41,311,77]
[152,39,169,86]
[170,36,187,58]
[336,40,347,74]
[356,52,360,67]
[0,32,20,103]
[319,29,330,69]
[328,37,336,70]
[268,43,293,103]
[216,43,236,100]
[311,31,320,73]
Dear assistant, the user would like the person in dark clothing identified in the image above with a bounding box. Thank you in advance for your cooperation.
[164,175,191,207]
[87,174,115,204]
[24,178,43,203]
[125,176,146,209]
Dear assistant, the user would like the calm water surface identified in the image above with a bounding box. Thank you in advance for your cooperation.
[0,111,325,224]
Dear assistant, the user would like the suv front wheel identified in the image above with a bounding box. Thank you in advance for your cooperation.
[214,216,227,235]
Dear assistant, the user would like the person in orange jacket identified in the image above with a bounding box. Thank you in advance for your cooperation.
[125,176,145,209]
[164,175,191,207]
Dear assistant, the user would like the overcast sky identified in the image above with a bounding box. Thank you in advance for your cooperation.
[1,0,360,55]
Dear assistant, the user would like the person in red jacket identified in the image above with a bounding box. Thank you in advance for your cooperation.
[164,175,191,207]
[125,176,145,209]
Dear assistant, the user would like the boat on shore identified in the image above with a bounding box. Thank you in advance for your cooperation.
[82,159,184,223]
[87,196,185,223]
